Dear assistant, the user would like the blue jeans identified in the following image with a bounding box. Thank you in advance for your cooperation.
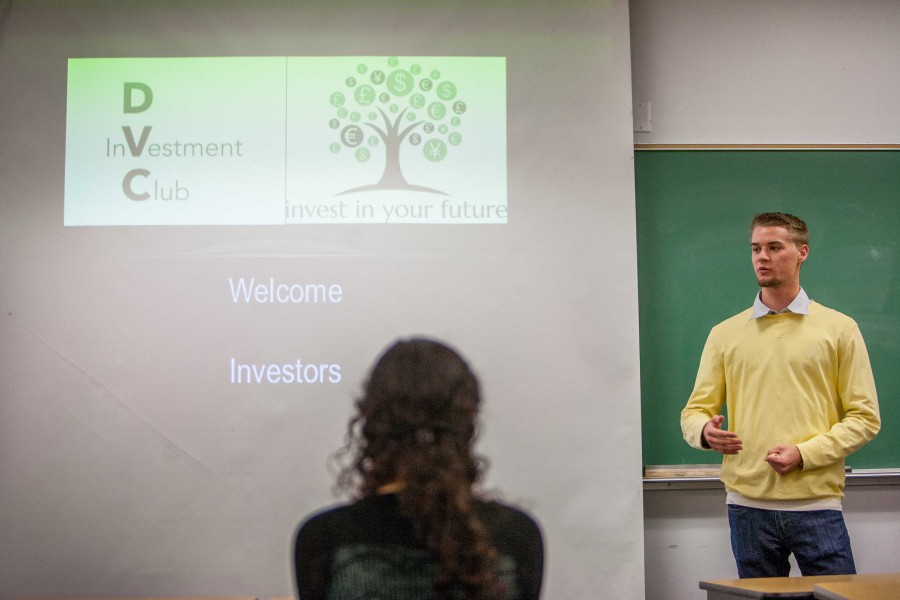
[727,504,856,578]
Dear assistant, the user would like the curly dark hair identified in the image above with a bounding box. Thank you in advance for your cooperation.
[337,337,505,600]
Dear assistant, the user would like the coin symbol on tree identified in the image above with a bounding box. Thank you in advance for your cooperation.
[341,125,364,148]
[424,139,447,162]
[387,70,413,96]
[428,102,446,120]
[355,85,375,105]
[437,81,457,100]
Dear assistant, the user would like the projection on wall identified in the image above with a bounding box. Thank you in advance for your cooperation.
[65,57,507,226]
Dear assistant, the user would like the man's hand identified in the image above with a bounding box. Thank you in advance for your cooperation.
[765,445,803,475]
[702,415,743,455]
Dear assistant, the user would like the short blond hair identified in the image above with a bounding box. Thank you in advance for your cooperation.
[751,212,808,247]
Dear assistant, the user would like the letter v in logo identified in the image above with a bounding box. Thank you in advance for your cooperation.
[121,126,152,157]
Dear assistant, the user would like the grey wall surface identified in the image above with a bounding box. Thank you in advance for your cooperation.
[630,0,900,144]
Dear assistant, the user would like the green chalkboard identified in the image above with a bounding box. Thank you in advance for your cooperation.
[636,150,899,469]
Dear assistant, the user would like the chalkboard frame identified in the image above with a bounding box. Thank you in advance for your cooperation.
[636,148,899,469]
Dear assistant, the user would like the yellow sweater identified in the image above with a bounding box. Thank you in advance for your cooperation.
[681,301,880,501]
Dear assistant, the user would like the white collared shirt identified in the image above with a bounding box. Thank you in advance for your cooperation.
[751,287,810,320]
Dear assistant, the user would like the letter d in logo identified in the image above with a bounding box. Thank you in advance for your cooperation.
[124,82,153,113]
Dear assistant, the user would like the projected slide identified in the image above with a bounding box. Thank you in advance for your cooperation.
[64,56,507,226]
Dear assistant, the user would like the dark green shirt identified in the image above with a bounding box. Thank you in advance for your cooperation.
[294,493,543,600]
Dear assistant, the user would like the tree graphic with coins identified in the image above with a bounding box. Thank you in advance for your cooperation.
[328,57,466,195]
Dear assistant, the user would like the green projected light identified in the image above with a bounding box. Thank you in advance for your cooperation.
[64,56,507,226]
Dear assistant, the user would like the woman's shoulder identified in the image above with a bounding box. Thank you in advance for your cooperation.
[476,497,538,521]
[476,499,544,597]
[296,494,413,547]
[475,499,543,543]
[294,501,345,547]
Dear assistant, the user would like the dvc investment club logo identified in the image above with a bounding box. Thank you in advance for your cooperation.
[119,81,212,202]
[64,57,506,226]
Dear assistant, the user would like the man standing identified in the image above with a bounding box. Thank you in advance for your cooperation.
[681,212,880,578]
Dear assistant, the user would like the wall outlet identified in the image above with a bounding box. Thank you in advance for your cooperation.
[633,101,651,132]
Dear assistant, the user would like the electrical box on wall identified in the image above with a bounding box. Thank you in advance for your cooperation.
[633,100,651,132]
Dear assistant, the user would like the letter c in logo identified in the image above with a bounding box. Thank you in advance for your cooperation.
[123,169,150,201]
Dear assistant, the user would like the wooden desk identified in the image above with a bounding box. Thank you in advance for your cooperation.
[813,573,900,600]
[700,574,900,600]
[701,575,822,599]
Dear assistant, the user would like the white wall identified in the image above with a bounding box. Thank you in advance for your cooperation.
[630,0,900,144]
[644,482,900,600]
[631,1,900,598]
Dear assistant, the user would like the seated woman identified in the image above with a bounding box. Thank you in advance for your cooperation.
[294,337,543,600]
